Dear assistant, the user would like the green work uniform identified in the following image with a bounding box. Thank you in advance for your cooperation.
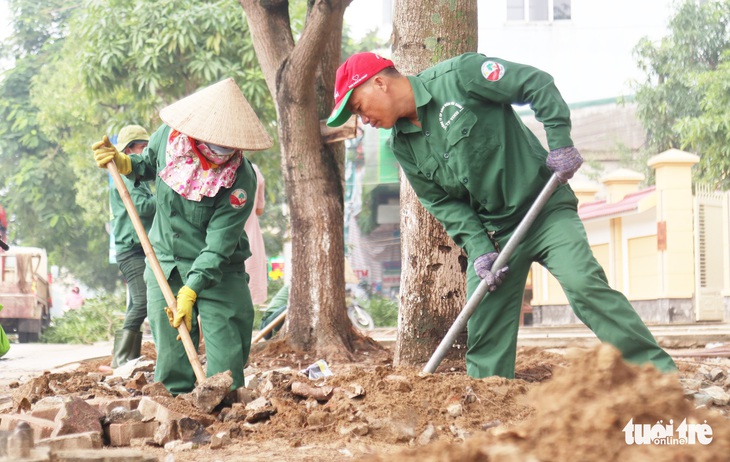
[391,53,676,378]
[260,284,289,340]
[110,174,155,331]
[130,124,256,394]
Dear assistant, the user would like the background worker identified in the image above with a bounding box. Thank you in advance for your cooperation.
[108,125,155,368]
[92,78,272,394]
[244,163,267,306]
[327,52,677,378]
[63,286,85,312]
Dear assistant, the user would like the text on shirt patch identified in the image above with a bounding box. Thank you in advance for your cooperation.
[229,189,248,209]
[481,61,505,81]
[439,102,465,130]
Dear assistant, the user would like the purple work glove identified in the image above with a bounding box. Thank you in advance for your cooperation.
[473,252,509,292]
[546,146,583,182]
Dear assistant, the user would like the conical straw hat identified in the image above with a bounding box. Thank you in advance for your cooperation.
[159,78,273,151]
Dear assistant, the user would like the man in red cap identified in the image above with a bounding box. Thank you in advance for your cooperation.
[327,52,676,379]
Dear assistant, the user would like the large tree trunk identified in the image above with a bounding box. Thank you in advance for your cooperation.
[241,0,357,360]
[392,1,478,367]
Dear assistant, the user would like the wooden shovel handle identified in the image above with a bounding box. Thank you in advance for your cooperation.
[106,159,206,384]
[252,309,287,344]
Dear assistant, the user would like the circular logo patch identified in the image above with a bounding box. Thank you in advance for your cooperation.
[229,189,247,209]
[481,61,505,82]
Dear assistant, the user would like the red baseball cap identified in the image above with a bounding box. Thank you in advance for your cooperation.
[327,52,395,127]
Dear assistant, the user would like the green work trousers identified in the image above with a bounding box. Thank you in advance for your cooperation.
[118,249,148,331]
[466,202,677,379]
[145,266,254,395]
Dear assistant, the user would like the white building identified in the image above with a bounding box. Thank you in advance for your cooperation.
[478,0,674,104]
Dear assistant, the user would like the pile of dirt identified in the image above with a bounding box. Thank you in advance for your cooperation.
[366,344,730,461]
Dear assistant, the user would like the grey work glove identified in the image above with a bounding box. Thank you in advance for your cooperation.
[546,146,583,183]
[473,252,509,292]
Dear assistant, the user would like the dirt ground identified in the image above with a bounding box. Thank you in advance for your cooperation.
[2,338,729,462]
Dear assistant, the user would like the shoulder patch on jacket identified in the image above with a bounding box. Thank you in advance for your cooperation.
[229,189,248,209]
[481,61,505,81]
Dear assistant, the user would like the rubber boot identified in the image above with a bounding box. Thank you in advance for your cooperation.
[110,329,143,368]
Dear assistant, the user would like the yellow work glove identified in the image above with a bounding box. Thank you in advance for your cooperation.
[91,135,132,175]
[164,286,197,334]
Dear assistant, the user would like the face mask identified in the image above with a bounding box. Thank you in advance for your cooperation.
[197,142,237,165]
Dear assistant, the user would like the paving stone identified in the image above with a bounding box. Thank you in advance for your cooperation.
[244,397,276,423]
[177,417,210,444]
[191,371,233,413]
[153,420,179,447]
[164,440,195,452]
[36,431,102,451]
[30,396,66,421]
[105,407,143,425]
[136,397,184,423]
[222,403,247,423]
[209,430,231,449]
[0,413,55,440]
[52,447,159,461]
[87,397,141,415]
[235,387,256,405]
[7,421,33,459]
[107,421,160,447]
[52,398,104,438]
[125,372,148,391]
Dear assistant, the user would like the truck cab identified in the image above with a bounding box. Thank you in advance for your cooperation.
[0,246,52,342]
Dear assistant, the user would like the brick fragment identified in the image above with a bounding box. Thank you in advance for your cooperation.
[36,431,102,451]
[86,397,141,415]
[52,448,159,461]
[0,413,55,440]
[153,420,178,447]
[136,397,184,423]
[210,430,231,449]
[107,421,160,447]
[52,398,104,437]
[191,371,233,413]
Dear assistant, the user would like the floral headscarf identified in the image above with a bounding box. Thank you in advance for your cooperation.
[159,130,242,202]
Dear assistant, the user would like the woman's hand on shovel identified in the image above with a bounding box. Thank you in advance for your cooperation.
[91,135,132,174]
[165,286,197,340]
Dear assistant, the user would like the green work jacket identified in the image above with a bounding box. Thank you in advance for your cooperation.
[129,124,257,294]
[110,174,155,256]
[391,52,578,258]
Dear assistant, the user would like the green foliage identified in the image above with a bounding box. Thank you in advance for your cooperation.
[42,293,125,344]
[341,28,389,62]
[0,0,287,290]
[675,52,730,189]
[363,295,398,327]
[632,0,730,187]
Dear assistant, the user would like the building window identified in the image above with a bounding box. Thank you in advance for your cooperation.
[507,0,571,22]
[553,0,571,20]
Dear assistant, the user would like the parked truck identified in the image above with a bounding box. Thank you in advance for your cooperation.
[0,246,52,342]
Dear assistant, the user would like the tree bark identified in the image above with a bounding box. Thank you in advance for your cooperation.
[391,0,478,367]
[240,0,357,360]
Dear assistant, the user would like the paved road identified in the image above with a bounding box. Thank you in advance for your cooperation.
[0,341,113,385]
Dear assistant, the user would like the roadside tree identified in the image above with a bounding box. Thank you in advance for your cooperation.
[391,0,478,366]
[240,0,361,359]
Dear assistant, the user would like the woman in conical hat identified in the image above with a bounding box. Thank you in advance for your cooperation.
[92,78,273,394]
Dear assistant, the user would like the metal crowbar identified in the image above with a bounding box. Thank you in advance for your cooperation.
[423,173,561,374]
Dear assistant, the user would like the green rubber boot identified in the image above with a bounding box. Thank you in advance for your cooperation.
[111,329,143,368]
